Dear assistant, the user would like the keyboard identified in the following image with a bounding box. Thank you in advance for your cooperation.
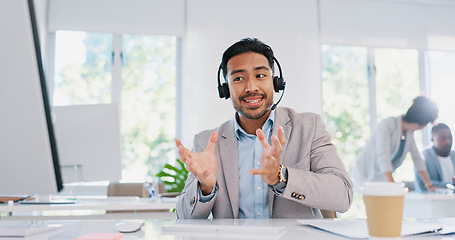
[0,222,62,237]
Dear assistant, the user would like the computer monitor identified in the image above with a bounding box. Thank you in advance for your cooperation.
[0,0,63,196]
[52,104,122,184]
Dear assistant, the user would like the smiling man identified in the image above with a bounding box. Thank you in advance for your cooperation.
[415,123,455,192]
[175,38,353,219]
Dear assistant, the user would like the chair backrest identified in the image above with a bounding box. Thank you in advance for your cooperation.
[320,210,337,218]
[107,182,149,198]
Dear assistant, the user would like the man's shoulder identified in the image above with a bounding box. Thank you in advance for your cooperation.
[276,107,321,125]
[422,147,434,155]
[422,147,437,160]
[277,107,320,119]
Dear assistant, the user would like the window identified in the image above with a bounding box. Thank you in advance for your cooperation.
[322,45,421,181]
[121,35,176,181]
[50,31,177,182]
[321,45,369,172]
[53,31,112,105]
[428,50,455,139]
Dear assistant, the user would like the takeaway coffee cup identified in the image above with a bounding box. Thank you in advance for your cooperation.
[361,182,407,239]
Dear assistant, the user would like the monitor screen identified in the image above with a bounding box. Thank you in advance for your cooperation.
[52,104,122,183]
[0,0,63,195]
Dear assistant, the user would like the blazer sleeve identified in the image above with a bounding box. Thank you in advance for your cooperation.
[424,149,448,188]
[375,119,394,174]
[176,133,217,219]
[409,133,426,171]
[281,114,353,213]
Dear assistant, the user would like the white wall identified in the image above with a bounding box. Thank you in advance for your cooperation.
[48,0,185,36]
[320,0,455,50]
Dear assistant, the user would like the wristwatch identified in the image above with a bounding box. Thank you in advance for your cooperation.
[269,165,288,195]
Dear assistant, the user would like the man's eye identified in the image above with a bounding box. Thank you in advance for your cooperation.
[257,74,266,78]
[233,77,243,82]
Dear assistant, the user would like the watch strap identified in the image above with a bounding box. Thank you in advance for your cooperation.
[269,165,288,195]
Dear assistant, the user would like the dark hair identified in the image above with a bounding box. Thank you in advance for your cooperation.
[221,38,275,80]
[432,123,451,137]
[403,96,438,126]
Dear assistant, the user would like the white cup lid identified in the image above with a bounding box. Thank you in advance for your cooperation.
[361,182,407,196]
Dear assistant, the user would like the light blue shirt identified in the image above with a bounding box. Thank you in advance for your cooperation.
[199,110,275,219]
[234,110,275,219]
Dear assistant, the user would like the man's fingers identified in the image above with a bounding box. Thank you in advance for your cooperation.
[249,168,265,175]
[206,131,219,152]
[175,138,188,153]
[256,128,270,149]
[270,135,282,158]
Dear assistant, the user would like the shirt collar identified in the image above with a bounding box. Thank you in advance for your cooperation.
[234,109,275,140]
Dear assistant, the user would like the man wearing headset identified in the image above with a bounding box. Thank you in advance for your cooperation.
[175,38,353,219]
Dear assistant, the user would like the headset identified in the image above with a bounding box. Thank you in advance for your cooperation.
[217,56,286,110]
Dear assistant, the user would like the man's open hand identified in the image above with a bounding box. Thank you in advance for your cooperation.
[175,131,218,195]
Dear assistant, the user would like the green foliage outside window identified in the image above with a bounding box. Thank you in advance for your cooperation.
[321,45,370,172]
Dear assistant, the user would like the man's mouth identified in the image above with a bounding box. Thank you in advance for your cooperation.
[241,94,265,108]
[244,99,261,104]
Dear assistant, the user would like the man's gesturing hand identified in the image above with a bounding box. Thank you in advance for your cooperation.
[249,127,286,185]
[175,131,218,195]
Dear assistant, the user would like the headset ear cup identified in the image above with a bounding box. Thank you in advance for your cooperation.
[218,84,225,99]
[223,83,230,99]
[218,83,230,99]
[273,76,286,92]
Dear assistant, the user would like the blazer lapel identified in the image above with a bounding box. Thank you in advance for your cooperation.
[218,120,240,218]
[269,108,291,216]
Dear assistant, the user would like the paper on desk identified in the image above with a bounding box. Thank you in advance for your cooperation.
[298,219,442,239]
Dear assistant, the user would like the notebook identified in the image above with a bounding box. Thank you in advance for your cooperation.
[299,219,442,239]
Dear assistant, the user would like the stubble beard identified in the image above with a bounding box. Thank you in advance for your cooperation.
[233,94,273,120]
[435,145,452,157]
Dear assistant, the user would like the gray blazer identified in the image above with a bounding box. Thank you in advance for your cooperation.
[351,116,426,189]
[176,107,353,219]
[414,148,455,192]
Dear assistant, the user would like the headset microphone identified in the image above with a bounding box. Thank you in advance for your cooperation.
[271,86,285,110]
[217,56,286,109]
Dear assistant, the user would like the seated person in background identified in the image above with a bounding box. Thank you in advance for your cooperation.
[415,123,455,192]
[351,96,438,191]
[175,38,353,219]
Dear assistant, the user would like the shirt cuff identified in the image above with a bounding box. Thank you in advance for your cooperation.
[198,184,218,203]
[269,182,287,196]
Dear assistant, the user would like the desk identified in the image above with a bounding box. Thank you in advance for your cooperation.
[404,192,455,218]
[0,198,176,220]
[0,218,452,240]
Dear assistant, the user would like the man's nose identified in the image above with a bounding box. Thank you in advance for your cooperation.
[245,78,259,92]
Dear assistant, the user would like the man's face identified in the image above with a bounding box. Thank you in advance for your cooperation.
[433,128,453,157]
[226,52,274,120]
